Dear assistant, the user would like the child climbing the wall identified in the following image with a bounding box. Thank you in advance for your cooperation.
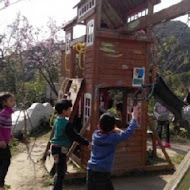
[87,106,138,190]
[50,99,89,190]
[0,92,16,190]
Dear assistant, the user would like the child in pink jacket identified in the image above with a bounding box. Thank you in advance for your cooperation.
[0,92,15,190]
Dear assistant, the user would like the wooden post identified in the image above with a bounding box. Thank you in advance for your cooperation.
[95,0,103,29]
[149,119,173,165]
[146,0,154,36]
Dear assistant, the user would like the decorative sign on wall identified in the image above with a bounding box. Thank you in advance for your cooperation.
[132,67,145,87]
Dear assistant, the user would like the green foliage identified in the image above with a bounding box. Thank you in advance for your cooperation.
[154,21,190,76]
[108,89,123,104]
[9,138,19,156]
[165,71,190,99]
[107,107,118,117]
[24,72,46,105]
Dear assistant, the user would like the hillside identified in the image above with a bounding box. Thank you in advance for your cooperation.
[153,21,190,96]
[154,20,190,73]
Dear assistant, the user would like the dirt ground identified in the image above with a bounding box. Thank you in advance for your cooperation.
[5,138,190,190]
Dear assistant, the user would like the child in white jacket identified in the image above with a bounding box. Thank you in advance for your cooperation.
[182,92,190,126]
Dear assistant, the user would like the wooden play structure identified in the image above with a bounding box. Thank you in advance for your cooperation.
[44,0,190,176]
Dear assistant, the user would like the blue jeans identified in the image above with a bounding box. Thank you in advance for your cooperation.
[0,145,11,187]
[51,146,67,190]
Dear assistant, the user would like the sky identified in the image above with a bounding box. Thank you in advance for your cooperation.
[0,0,189,39]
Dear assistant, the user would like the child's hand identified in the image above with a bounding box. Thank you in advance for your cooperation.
[132,106,138,120]
[0,141,6,149]
[113,127,123,134]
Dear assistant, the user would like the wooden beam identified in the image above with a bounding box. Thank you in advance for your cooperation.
[102,0,124,28]
[125,0,190,32]
[101,10,115,29]
[67,117,91,159]
[149,118,173,165]
[164,151,190,190]
[95,0,103,29]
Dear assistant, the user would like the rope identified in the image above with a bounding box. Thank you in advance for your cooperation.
[73,43,85,70]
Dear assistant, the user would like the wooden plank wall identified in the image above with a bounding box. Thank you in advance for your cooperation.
[81,15,96,166]
[114,130,144,171]
[62,25,152,170]
[95,37,147,87]
[94,36,150,170]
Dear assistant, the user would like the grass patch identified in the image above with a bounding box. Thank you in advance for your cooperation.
[146,151,167,165]
[176,169,190,190]
[9,139,20,156]
[42,173,53,186]
[171,154,185,165]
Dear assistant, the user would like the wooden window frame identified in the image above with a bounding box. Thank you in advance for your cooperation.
[83,93,91,130]
[86,19,94,47]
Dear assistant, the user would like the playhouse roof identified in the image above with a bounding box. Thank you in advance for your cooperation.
[108,0,161,18]
[64,0,161,31]
[74,0,161,18]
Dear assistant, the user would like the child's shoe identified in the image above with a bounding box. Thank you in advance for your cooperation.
[0,187,5,190]
[164,142,171,148]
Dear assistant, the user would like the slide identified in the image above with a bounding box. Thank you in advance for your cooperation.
[153,76,189,132]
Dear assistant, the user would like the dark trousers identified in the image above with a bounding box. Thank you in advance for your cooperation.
[51,146,67,190]
[157,120,170,143]
[0,145,11,187]
[87,170,114,190]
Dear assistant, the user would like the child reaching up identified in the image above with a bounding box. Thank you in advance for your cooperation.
[0,92,16,190]
[87,106,138,190]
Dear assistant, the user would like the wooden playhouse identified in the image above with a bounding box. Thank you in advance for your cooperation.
[56,0,184,174]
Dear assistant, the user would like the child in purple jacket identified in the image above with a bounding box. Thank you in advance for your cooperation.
[0,92,16,190]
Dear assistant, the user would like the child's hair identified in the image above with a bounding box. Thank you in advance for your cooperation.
[0,92,14,110]
[99,113,115,132]
[186,92,190,104]
[55,99,72,114]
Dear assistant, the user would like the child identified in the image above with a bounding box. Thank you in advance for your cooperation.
[0,92,16,190]
[50,99,89,190]
[87,106,138,190]
[182,92,190,126]
[116,102,123,120]
[154,102,171,148]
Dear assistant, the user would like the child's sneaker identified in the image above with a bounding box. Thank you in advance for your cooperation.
[164,142,171,148]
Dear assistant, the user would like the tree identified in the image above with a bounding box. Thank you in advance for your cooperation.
[0,14,64,105]
[153,21,190,97]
